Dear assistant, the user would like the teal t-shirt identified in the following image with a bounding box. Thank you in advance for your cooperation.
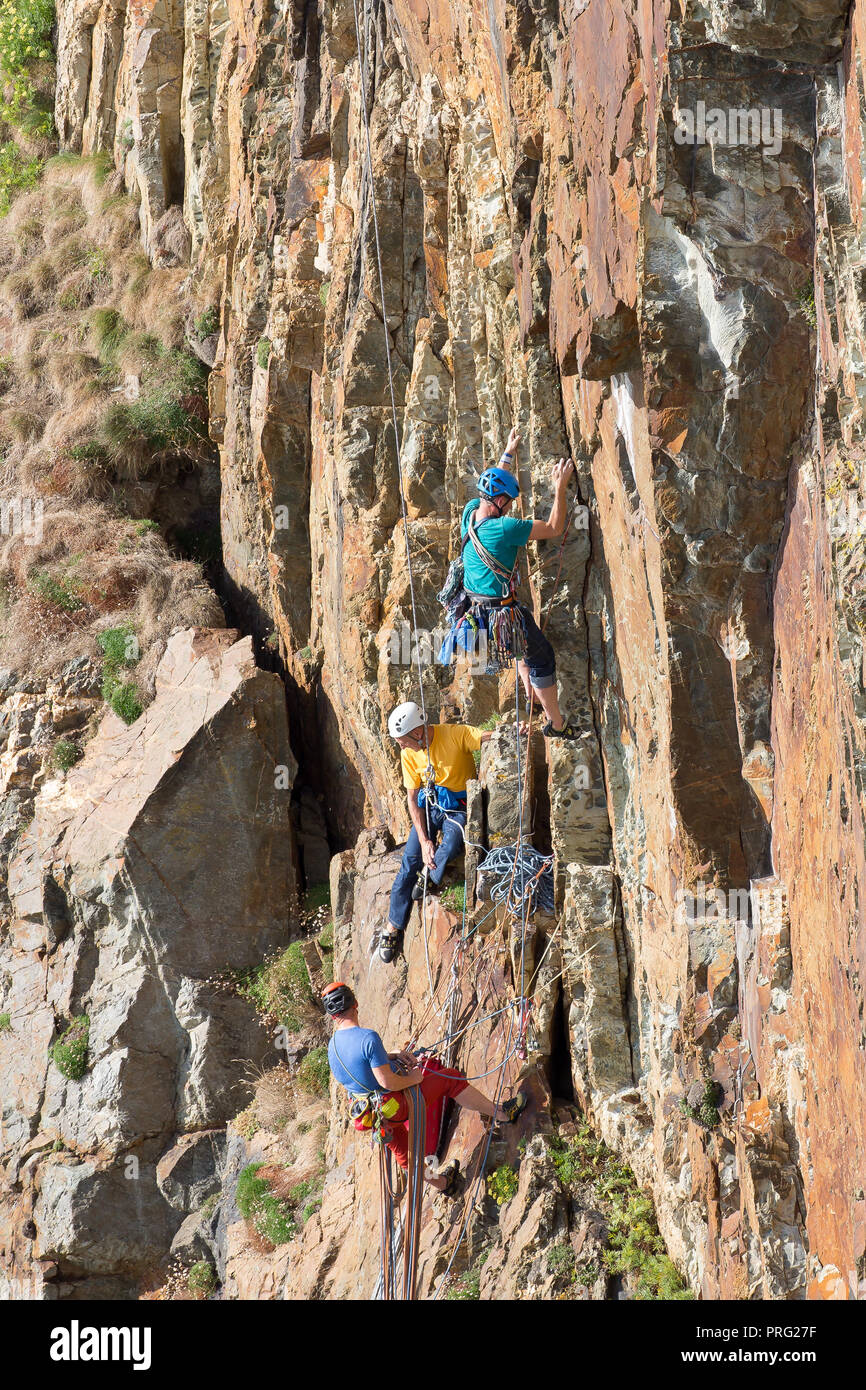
[461,500,533,597]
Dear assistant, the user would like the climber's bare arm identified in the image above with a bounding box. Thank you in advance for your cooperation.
[372,1061,424,1091]
[407,788,437,871]
[529,458,574,540]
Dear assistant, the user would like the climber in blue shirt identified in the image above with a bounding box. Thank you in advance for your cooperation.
[461,425,583,739]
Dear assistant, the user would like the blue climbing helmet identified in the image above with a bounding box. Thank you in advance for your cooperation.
[478,466,519,501]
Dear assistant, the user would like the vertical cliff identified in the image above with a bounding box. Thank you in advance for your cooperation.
[1,0,864,1299]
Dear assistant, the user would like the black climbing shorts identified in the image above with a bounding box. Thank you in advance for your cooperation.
[516,603,556,688]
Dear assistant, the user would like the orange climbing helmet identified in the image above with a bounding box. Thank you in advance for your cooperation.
[322,981,356,1016]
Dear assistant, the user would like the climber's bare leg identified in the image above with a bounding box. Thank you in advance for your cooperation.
[454,1083,510,1123]
[531,680,565,731]
[517,659,533,702]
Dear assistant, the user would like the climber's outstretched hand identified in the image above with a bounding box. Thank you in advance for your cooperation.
[505,426,521,456]
[552,457,574,490]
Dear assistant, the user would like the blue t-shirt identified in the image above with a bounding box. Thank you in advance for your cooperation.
[328,1026,390,1095]
[461,500,533,597]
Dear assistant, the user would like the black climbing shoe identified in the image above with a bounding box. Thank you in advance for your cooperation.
[411,873,439,903]
[439,1159,461,1197]
[501,1092,528,1124]
[542,718,587,741]
[378,928,402,964]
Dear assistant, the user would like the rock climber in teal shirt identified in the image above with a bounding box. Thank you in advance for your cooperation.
[461,425,583,739]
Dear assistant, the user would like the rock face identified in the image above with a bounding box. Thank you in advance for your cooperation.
[18,0,866,1299]
[0,630,294,1298]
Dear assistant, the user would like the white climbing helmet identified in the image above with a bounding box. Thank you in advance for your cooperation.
[388,701,424,740]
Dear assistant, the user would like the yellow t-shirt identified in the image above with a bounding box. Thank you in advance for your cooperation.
[401,724,483,793]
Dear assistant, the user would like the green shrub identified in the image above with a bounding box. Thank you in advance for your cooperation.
[797,279,817,329]
[256,337,271,368]
[108,681,143,724]
[52,738,83,772]
[69,441,108,462]
[235,1163,296,1247]
[678,1079,721,1130]
[487,1164,519,1206]
[51,1015,89,1081]
[446,1266,481,1300]
[297,1046,330,1099]
[289,1177,324,1225]
[187,1261,216,1298]
[237,942,313,1031]
[0,0,55,148]
[0,140,42,217]
[133,518,159,537]
[85,246,109,282]
[98,347,208,463]
[547,1241,575,1276]
[0,1012,11,1032]
[0,0,54,74]
[440,882,466,913]
[548,1121,693,1300]
[318,280,330,308]
[98,624,142,724]
[28,569,84,613]
[194,307,218,338]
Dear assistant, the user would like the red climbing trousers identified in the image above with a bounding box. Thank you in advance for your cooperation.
[352,1055,468,1170]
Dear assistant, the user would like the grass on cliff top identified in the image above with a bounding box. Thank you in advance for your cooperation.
[0,151,222,684]
[548,1121,693,1300]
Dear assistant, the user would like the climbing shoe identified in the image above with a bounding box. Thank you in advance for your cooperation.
[501,1092,528,1124]
[439,1159,461,1197]
[378,928,402,964]
[542,718,587,741]
[411,873,439,903]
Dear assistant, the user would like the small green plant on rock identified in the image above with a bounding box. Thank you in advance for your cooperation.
[548,1121,693,1300]
[194,307,218,339]
[0,1012,11,1032]
[51,1015,89,1081]
[256,337,271,368]
[51,738,83,772]
[487,1164,519,1206]
[440,882,466,913]
[237,941,313,1032]
[797,278,817,329]
[236,1163,296,1247]
[547,1241,575,1278]
[98,623,142,724]
[678,1078,721,1130]
[446,1266,481,1300]
[297,1046,330,1099]
[187,1261,217,1299]
[28,568,85,614]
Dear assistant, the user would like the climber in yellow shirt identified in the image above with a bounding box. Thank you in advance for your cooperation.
[378,701,492,963]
